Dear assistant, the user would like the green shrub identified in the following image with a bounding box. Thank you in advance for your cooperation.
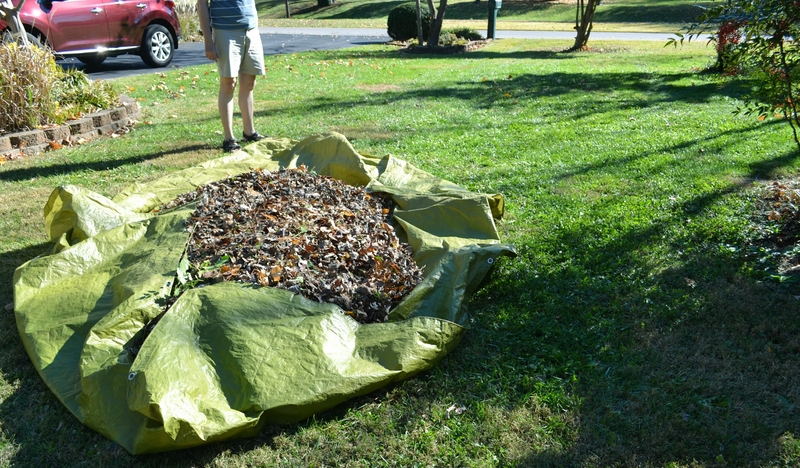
[53,68,119,121]
[438,31,465,46]
[444,27,484,42]
[387,3,430,42]
[0,43,119,134]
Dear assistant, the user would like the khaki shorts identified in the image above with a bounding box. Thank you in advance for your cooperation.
[212,28,265,78]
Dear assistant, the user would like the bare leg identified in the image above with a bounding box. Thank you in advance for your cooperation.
[238,73,257,137]
[219,76,237,141]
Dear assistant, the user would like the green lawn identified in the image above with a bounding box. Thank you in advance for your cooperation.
[2,37,800,467]
[257,0,714,32]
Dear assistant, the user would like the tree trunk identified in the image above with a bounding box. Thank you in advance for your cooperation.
[426,0,447,48]
[285,0,291,18]
[0,0,29,45]
[415,0,424,45]
[568,0,599,52]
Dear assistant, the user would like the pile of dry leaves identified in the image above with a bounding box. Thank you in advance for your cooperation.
[750,180,800,278]
[162,166,424,324]
[760,181,800,245]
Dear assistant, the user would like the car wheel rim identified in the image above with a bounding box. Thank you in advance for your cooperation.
[150,31,171,62]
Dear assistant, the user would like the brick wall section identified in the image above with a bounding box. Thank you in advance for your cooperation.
[0,95,140,161]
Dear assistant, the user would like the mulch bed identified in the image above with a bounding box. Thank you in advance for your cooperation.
[161,166,425,324]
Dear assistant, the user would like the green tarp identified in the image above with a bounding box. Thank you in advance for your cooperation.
[13,132,516,454]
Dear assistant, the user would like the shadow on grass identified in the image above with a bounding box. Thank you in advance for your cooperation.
[593,4,705,24]
[0,242,113,466]
[466,262,800,465]
[321,0,408,20]
[0,243,50,309]
[749,145,800,178]
[550,119,785,186]
[459,146,800,465]
[446,0,564,20]
[286,64,748,120]
[0,145,209,183]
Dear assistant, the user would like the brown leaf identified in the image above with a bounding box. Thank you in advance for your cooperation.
[270,265,283,283]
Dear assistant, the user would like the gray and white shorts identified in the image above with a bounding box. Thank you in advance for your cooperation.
[212,27,265,78]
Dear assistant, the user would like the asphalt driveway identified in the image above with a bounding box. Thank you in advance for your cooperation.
[62,30,392,81]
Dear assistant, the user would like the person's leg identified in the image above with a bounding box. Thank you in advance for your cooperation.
[219,76,237,141]
[212,28,245,149]
[239,27,266,140]
[238,73,256,137]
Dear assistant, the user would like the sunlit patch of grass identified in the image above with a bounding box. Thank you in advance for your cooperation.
[329,125,397,142]
[356,83,402,92]
[0,186,55,249]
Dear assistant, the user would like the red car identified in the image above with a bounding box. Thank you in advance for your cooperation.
[0,0,181,67]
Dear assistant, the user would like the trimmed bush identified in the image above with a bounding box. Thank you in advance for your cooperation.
[387,3,430,42]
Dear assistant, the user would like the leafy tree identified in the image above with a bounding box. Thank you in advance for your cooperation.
[671,0,800,153]
[568,0,601,52]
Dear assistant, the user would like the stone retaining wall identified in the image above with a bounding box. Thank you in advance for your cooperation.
[0,95,140,161]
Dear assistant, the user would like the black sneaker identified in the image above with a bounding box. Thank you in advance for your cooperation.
[222,138,241,152]
[242,131,267,142]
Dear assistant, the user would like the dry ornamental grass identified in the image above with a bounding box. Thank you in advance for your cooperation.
[162,166,424,324]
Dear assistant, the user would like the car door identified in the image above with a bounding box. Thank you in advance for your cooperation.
[102,0,148,48]
[43,0,111,53]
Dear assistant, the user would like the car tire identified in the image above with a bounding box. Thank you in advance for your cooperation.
[77,54,106,66]
[2,30,44,49]
[140,24,174,68]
